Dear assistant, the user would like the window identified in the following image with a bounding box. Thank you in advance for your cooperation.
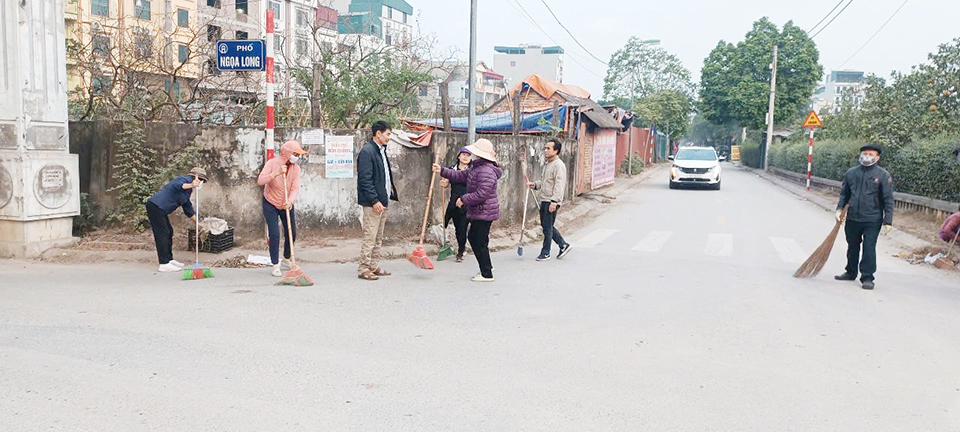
[92,34,110,57]
[206,0,220,7]
[134,0,150,20]
[207,25,221,42]
[236,30,248,40]
[178,44,189,63]
[403,13,407,24]
[385,35,391,46]
[418,86,428,97]
[177,9,189,26]
[370,25,377,35]
[296,38,307,58]
[510,61,516,67]
[134,27,152,59]
[236,0,248,14]
[297,9,309,27]
[92,0,108,16]
[387,7,393,19]
[274,34,282,52]
[269,1,281,20]
[92,76,112,94]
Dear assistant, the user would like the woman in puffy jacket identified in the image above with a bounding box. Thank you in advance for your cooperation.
[433,139,502,282]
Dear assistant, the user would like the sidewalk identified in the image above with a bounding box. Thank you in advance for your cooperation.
[30,165,667,268]
[736,163,942,255]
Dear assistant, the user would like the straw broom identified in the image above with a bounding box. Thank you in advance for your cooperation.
[794,205,849,278]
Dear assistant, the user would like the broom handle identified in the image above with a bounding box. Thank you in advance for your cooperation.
[520,173,530,242]
[195,175,200,263]
[420,149,442,245]
[946,227,960,257]
[282,171,296,266]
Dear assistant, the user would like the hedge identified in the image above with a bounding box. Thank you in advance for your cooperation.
[740,138,762,169]
[769,135,960,202]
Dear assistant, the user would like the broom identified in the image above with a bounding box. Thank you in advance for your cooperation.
[276,172,313,286]
[437,180,454,261]
[182,175,214,280]
[518,158,531,256]
[794,205,849,278]
[408,147,441,269]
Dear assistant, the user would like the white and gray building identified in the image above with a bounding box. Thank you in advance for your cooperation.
[811,70,866,114]
[493,44,564,84]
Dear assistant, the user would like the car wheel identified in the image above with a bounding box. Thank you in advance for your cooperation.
[713,180,721,191]
[669,181,677,190]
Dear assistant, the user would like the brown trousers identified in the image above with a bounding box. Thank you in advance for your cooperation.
[358,206,389,275]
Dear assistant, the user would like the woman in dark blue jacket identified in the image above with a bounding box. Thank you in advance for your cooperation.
[146,167,207,273]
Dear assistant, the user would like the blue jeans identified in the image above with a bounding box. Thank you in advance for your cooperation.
[262,197,296,265]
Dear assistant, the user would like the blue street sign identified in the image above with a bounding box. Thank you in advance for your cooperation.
[216,40,265,71]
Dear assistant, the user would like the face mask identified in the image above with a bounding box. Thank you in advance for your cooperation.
[859,155,879,167]
[289,155,300,164]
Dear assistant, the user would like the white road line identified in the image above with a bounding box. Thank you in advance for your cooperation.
[575,229,619,249]
[769,237,807,263]
[704,233,733,257]
[632,231,674,253]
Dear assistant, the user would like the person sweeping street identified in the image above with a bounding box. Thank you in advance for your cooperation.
[433,138,503,282]
[356,121,398,281]
[939,204,960,243]
[441,147,472,263]
[257,140,307,278]
[528,138,572,262]
[834,143,895,290]
[146,167,208,272]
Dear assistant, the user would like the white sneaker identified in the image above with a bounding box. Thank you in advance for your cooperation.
[281,258,292,269]
[271,264,283,277]
[158,263,181,273]
[471,272,495,282]
[169,260,185,268]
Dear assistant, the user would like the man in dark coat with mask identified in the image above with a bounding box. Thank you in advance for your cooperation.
[835,143,895,290]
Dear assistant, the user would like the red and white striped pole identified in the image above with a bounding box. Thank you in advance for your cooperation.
[265,8,275,160]
[806,128,814,190]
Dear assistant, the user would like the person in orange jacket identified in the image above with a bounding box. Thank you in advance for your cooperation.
[258,140,307,277]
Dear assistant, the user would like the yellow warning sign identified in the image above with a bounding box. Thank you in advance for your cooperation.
[803,110,823,128]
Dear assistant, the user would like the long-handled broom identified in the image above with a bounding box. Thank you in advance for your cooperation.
[437,181,454,261]
[518,154,531,256]
[183,176,214,280]
[794,205,849,278]
[409,148,442,269]
[276,172,313,286]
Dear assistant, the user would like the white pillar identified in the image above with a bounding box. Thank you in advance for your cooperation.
[0,0,81,258]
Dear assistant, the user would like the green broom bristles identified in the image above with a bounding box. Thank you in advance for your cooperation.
[182,262,214,280]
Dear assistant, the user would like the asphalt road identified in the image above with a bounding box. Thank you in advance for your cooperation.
[2,164,959,431]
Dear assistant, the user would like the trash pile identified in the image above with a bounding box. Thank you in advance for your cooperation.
[211,254,264,269]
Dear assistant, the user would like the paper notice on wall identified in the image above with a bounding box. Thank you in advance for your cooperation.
[325,135,354,179]
[302,129,325,146]
[592,131,617,189]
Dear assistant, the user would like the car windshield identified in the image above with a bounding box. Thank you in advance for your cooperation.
[676,148,717,161]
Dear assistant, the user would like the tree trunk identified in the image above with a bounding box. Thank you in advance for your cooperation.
[311,62,323,128]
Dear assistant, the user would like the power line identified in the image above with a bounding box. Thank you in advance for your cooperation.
[501,0,606,78]
[538,0,608,66]
[807,0,844,34]
[837,0,909,69]
[810,0,853,39]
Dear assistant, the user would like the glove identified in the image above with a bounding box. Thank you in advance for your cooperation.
[881,224,893,235]
[835,210,844,222]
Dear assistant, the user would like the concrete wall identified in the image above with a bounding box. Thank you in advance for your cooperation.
[70,122,582,235]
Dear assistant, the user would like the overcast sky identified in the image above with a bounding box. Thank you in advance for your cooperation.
[410,0,956,99]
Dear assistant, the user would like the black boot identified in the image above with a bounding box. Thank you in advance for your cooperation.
[862,281,875,290]
[834,272,857,281]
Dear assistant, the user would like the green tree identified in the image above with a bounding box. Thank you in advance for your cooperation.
[634,90,693,140]
[107,122,156,230]
[699,18,823,129]
[603,37,695,104]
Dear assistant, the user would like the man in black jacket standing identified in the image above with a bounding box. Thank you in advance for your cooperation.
[835,143,895,290]
[356,121,398,281]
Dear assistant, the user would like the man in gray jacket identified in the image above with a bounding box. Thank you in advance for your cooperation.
[835,143,895,290]
[528,139,572,261]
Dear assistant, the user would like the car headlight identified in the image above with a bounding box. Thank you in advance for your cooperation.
[671,166,679,178]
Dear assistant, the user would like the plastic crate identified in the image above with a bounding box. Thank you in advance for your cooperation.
[188,228,234,254]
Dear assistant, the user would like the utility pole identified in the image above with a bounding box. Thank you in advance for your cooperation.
[763,44,778,171]
[467,0,478,145]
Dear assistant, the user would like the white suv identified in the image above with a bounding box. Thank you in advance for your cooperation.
[669,147,722,190]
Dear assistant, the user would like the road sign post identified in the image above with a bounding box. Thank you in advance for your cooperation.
[802,110,823,190]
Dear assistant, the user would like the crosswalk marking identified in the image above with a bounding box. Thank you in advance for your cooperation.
[704,233,733,257]
[576,229,619,249]
[632,231,674,253]
[769,237,807,264]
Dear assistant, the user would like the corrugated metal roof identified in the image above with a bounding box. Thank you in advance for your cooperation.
[581,109,624,129]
